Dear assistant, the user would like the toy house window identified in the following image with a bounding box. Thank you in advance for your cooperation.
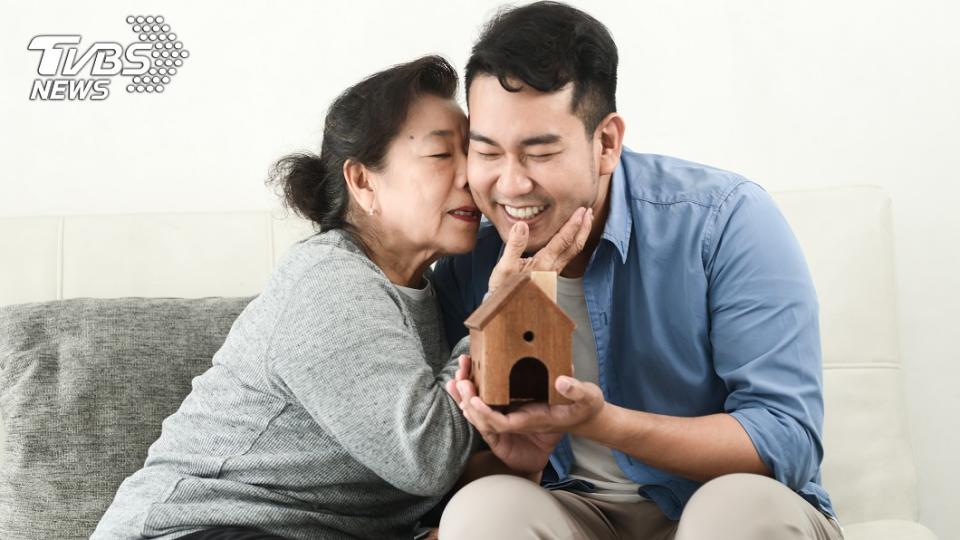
[523,331,534,342]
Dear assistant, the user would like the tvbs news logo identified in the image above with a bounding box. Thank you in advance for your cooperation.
[28,15,189,101]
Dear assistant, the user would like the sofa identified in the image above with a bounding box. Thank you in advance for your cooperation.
[0,187,938,539]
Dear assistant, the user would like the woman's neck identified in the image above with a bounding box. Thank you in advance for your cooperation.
[374,252,432,288]
[353,229,435,288]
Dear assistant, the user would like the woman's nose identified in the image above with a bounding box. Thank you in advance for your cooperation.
[454,148,469,190]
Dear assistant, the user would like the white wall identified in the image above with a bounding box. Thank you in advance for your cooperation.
[1,1,957,537]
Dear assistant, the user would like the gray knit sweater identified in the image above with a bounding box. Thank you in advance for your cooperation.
[91,229,477,540]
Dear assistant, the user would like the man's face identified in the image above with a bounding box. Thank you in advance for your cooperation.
[467,75,602,252]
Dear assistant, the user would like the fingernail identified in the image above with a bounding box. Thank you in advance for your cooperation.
[557,377,571,391]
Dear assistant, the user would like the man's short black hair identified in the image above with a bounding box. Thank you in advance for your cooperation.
[465,1,618,135]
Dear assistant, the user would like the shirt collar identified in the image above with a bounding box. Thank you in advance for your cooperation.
[600,155,632,263]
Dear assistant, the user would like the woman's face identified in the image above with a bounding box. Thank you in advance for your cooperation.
[371,95,479,257]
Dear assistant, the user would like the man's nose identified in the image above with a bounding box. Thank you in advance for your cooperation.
[497,157,533,198]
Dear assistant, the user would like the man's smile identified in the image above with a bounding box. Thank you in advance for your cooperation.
[501,203,550,223]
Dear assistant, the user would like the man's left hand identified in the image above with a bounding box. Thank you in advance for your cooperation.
[460,374,607,436]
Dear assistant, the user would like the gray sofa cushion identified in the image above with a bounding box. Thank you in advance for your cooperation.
[0,297,253,540]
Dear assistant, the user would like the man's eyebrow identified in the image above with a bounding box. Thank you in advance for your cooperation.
[469,131,498,146]
[468,132,562,147]
[520,134,562,146]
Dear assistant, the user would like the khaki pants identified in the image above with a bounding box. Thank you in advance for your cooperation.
[439,473,843,539]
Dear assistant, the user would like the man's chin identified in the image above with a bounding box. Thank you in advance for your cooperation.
[491,220,551,254]
[522,236,552,254]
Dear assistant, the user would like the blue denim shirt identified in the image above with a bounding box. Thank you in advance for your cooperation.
[433,149,835,521]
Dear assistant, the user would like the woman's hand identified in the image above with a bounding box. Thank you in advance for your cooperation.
[487,207,594,294]
[445,356,561,480]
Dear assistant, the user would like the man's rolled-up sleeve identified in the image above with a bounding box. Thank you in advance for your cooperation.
[704,181,824,491]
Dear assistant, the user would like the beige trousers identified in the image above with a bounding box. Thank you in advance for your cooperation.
[439,473,843,539]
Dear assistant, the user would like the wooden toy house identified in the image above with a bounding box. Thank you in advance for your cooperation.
[464,271,575,406]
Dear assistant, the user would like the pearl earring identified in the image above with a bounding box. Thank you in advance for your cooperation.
[367,206,375,216]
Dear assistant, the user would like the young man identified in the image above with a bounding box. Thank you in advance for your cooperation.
[434,2,843,538]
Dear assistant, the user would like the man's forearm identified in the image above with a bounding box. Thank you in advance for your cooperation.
[574,404,771,483]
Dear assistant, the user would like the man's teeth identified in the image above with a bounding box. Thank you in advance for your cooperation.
[504,205,546,219]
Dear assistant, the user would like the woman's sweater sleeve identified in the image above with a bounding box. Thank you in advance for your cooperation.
[266,252,476,497]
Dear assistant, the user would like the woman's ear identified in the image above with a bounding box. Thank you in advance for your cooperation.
[343,159,378,216]
[593,112,626,177]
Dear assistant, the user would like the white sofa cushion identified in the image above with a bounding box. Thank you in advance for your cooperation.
[773,187,919,525]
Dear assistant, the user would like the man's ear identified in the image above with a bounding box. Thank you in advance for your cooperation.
[343,159,377,215]
[593,112,626,176]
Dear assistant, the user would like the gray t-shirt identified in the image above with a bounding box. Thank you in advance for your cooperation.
[92,229,476,540]
[557,275,644,503]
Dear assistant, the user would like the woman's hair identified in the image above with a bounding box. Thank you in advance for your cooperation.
[268,55,459,231]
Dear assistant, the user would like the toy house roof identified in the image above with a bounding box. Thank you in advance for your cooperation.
[464,272,574,331]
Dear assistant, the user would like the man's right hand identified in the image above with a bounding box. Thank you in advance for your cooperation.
[445,355,561,481]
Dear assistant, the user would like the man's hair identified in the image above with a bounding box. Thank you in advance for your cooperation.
[465,1,618,135]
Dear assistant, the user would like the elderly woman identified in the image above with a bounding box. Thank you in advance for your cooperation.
[92,56,482,540]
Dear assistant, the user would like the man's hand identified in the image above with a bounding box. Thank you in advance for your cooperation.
[445,356,562,478]
[457,359,606,436]
[487,207,593,294]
